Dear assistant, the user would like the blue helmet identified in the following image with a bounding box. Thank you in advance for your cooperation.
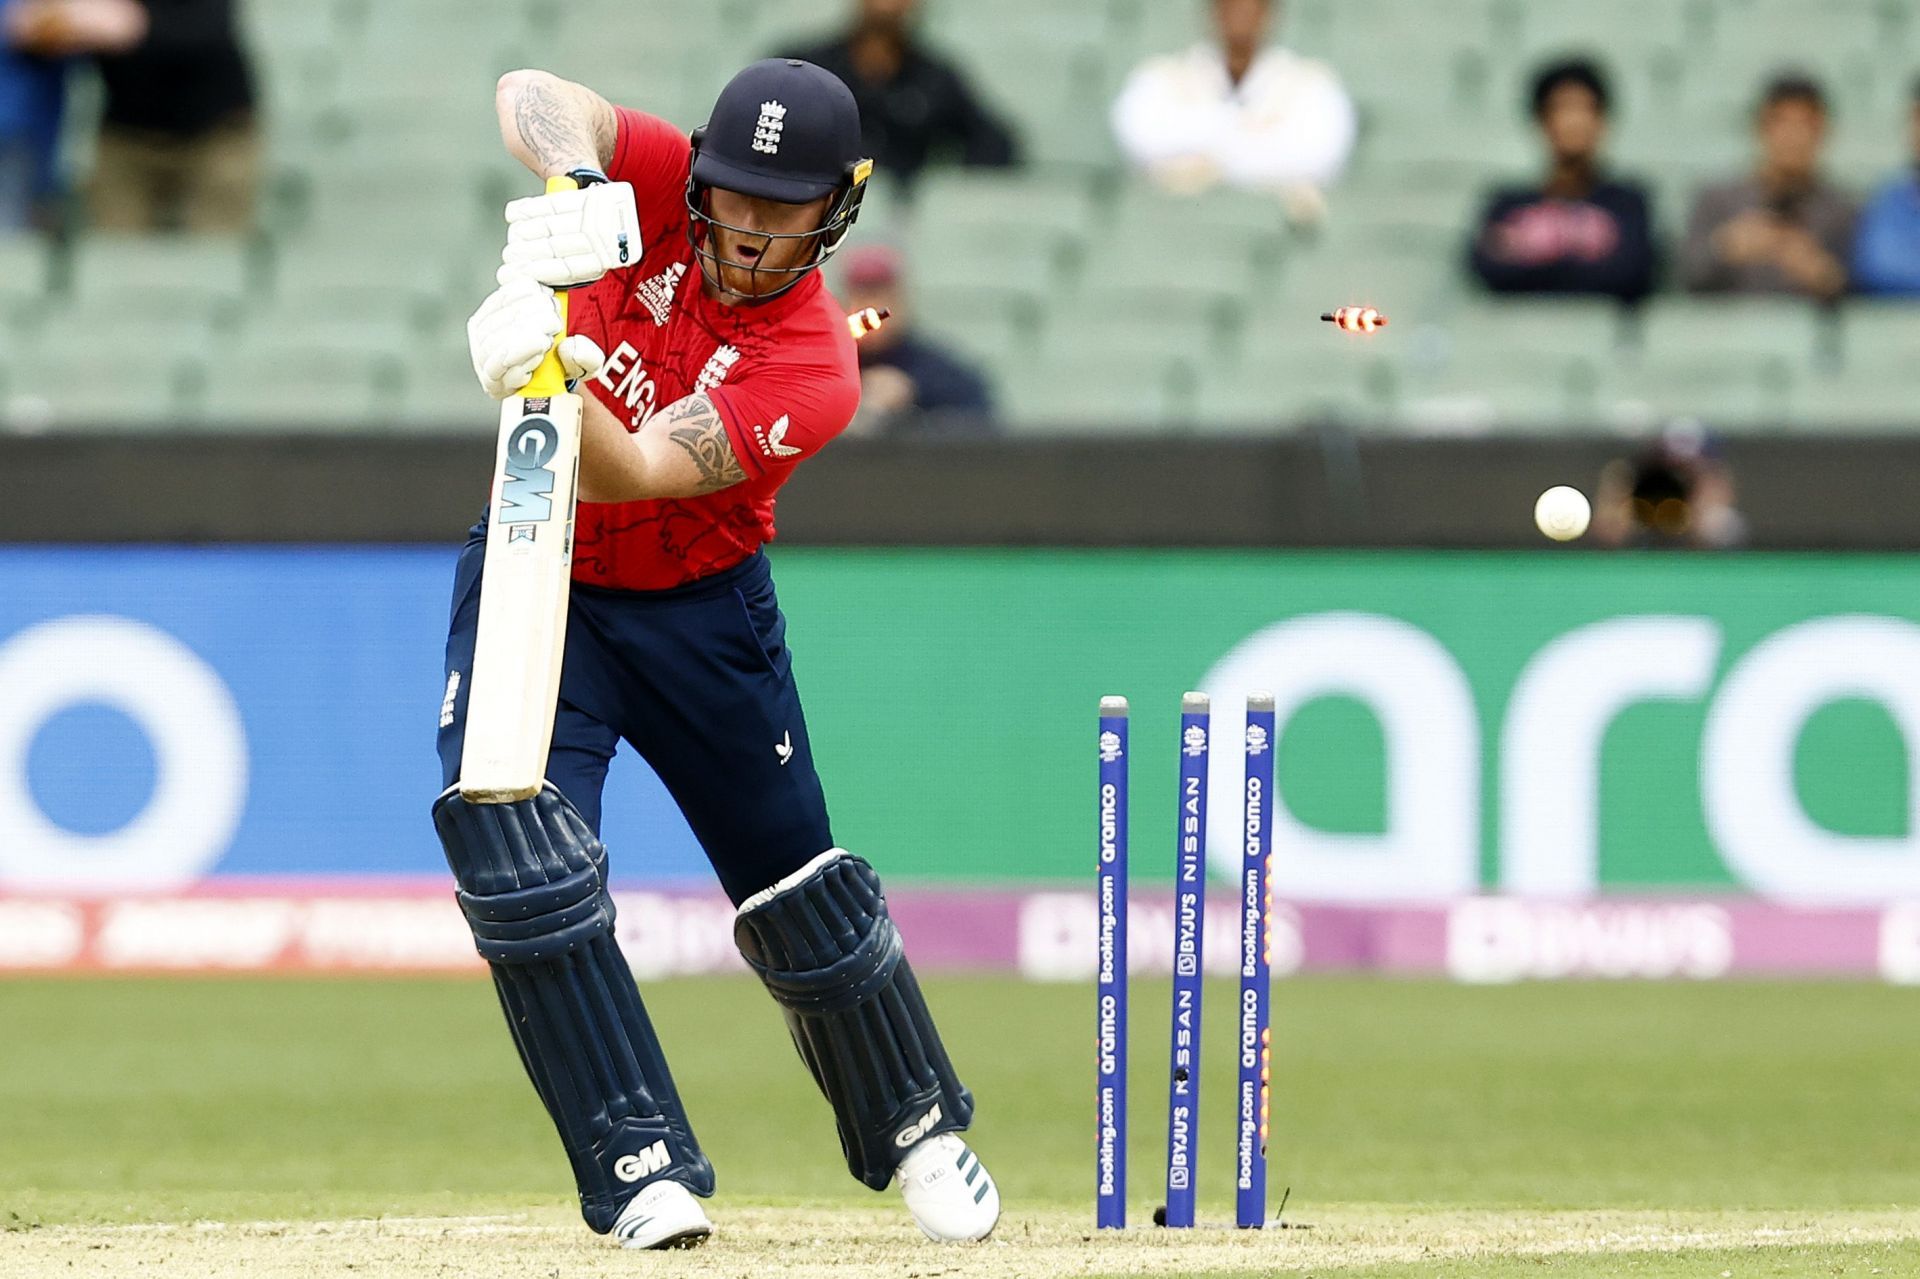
[686,59,873,302]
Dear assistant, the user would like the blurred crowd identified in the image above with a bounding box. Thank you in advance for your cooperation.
[1107,0,1920,308]
[0,0,255,232]
[19,0,1920,455]
[768,0,1777,542]
[1469,59,1919,304]
[773,0,1920,440]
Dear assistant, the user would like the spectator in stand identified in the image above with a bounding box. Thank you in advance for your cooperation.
[1851,80,1920,295]
[776,0,1017,190]
[837,243,994,436]
[90,0,259,232]
[1590,422,1748,550]
[1679,73,1855,300]
[1111,0,1355,215]
[1468,58,1656,302]
[0,0,144,229]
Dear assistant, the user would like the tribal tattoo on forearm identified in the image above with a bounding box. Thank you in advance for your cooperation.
[663,397,748,493]
[513,80,612,174]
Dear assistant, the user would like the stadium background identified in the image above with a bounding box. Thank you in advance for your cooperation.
[5,0,1920,982]
[14,0,1920,428]
[5,4,1920,1275]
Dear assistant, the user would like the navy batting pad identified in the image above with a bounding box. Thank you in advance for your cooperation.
[734,851,974,1189]
[434,784,713,1231]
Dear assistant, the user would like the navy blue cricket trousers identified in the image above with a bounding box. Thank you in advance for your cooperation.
[437,526,834,905]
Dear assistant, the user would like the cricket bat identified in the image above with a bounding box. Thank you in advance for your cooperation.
[458,174,584,803]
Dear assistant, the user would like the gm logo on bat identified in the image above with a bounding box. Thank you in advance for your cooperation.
[499,404,559,540]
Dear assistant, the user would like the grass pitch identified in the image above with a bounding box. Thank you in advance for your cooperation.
[2,976,1917,1276]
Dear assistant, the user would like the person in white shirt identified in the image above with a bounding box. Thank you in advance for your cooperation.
[1111,0,1356,210]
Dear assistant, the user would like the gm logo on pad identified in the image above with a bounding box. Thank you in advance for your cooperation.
[894,1103,943,1148]
[614,1139,672,1183]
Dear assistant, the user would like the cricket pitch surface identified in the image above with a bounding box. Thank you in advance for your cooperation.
[8,1206,1920,1278]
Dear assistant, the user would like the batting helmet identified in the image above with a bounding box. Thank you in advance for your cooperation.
[687,59,873,303]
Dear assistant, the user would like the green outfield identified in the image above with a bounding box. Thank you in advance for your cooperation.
[3,976,1918,1277]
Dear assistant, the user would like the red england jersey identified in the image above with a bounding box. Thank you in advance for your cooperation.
[563,107,860,591]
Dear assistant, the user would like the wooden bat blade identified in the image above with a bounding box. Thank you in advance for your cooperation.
[458,388,583,802]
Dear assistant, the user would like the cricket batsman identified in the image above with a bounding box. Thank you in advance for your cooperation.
[431,58,997,1249]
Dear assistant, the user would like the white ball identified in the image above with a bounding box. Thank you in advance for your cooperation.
[1534,485,1591,542]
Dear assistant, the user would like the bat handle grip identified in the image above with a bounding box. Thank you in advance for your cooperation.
[521,173,580,399]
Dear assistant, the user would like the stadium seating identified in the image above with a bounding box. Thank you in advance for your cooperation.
[14,0,1920,435]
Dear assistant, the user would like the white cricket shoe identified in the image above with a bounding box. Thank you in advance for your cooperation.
[611,1179,712,1250]
[897,1133,1000,1242]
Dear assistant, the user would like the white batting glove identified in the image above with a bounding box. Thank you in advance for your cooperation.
[498,181,643,288]
[466,276,607,399]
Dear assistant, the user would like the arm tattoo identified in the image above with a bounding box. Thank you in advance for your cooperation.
[514,81,601,174]
[590,98,617,167]
[663,397,748,494]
